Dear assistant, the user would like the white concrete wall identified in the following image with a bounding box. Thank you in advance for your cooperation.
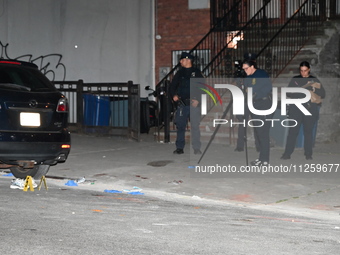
[0,0,154,97]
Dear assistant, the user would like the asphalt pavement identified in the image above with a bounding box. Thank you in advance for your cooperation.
[22,130,340,220]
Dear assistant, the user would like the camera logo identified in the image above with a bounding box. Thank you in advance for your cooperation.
[198,82,223,115]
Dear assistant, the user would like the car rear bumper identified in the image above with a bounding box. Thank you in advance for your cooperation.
[0,131,71,165]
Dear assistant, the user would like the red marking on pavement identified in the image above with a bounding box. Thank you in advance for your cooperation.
[309,204,333,211]
[253,215,314,224]
[93,173,108,177]
[135,175,149,179]
[203,193,215,196]
[231,194,252,202]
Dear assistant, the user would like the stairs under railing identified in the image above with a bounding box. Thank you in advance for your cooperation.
[155,0,339,143]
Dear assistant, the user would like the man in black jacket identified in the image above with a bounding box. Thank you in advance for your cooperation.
[169,52,203,155]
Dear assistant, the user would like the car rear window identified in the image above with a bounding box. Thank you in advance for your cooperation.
[0,64,56,92]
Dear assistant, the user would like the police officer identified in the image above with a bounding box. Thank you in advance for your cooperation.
[169,52,203,155]
[281,61,325,160]
[242,59,273,166]
[234,53,260,153]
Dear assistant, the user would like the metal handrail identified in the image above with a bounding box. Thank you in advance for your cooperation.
[155,0,244,87]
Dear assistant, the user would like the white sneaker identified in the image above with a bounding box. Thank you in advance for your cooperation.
[250,159,260,166]
[10,178,37,189]
[10,178,25,189]
[251,160,269,167]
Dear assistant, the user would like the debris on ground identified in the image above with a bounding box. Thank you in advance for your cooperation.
[76,177,86,184]
[168,180,183,185]
[104,189,122,193]
[192,195,202,200]
[65,180,78,186]
[104,186,144,195]
[2,173,14,177]
[123,186,143,193]
[135,175,148,179]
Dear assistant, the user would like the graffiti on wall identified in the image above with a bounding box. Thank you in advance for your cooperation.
[0,41,66,81]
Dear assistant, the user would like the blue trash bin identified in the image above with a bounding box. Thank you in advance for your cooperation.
[110,98,128,127]
[83,94,110,126]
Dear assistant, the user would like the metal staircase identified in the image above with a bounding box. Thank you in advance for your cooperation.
[155,0,340,143]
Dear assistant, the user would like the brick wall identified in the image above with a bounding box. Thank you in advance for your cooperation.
[155,0,210,83]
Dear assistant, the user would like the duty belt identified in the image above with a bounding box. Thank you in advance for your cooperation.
[254,96,269,102]
[179,99,191,106]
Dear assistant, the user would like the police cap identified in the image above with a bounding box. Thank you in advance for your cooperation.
[180,52,194,61]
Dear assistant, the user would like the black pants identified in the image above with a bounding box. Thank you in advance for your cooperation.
[174,105,201,150]
[250,99,274,163]
[283,103,319,157]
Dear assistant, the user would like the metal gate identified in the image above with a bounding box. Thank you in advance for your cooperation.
[53,80,141,141]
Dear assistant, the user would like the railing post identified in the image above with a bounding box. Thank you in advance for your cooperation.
[128,81,140,141]
[329,0,337,19]
[76,79,84,132]
[128,81,133,140]
[319,0,327,21]
[163,80,170,143]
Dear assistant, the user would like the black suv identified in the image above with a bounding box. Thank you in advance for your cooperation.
[0,60,71,179]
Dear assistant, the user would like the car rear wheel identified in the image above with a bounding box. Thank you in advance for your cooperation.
[10,165,50,179]
[33,165,50,179]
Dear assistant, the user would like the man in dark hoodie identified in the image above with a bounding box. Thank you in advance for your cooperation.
[169,52,203,155]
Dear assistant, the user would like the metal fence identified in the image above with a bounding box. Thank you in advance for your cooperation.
[53,80,140,141]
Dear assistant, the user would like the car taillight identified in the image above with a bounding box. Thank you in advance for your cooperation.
[57,98,68,112]
[61,144,71,149]
[0,60,21,65]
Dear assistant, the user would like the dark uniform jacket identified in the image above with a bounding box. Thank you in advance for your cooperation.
[287,75,325,104]
[169,66,203,105]
[243,69,272,101]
